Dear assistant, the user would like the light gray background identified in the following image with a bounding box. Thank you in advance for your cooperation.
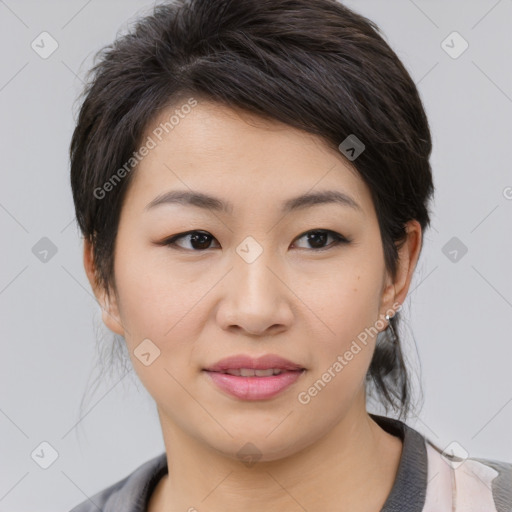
[1,0,511,510]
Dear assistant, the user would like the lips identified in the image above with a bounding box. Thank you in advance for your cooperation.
[203,354,306,400]
[204,354,305,373]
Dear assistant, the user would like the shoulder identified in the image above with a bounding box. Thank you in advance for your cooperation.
[69,452,168,512]
[423,438,512,511]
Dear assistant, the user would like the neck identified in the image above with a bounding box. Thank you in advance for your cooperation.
[149,402,403,512]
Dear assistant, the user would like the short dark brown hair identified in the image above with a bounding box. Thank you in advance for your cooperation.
[70,0,434,421]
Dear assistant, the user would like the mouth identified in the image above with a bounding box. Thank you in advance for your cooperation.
[204,353,305,372]
[203,354,306,400]
[212,368,298,376]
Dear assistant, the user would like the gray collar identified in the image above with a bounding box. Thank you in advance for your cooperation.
[370,413,428,511]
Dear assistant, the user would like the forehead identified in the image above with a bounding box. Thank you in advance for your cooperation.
[126,99,372,216]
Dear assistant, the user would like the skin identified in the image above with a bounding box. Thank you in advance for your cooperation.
[84,99,422,511]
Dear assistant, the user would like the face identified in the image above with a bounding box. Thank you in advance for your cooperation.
[85,99,419,462]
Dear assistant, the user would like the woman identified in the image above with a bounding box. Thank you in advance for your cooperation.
[68,0,512,510]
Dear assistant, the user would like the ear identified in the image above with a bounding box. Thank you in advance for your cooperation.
[379,220,423,319]
[83,238,125,336]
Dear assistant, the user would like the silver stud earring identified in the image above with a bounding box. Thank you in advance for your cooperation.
[385,314,398,344]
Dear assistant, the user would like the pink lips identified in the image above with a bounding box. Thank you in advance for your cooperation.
[205,354,304,372]
[203,354,306,400]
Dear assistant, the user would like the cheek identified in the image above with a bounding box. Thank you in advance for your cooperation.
[113,244,204,335]
[112,247,211,397]
[112,253,204,414]
[293,273,381,424]
[298,260,383,341]
[294,256,384,383]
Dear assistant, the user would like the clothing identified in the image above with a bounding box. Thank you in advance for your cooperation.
[69,413,512,511]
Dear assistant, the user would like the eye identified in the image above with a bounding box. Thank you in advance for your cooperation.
[292,229,351,251]
[158,229,350,252]
[160,230,220,251]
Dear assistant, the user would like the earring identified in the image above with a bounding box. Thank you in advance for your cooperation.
[385,314,398,344]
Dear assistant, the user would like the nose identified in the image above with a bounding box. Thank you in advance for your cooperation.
[216,247,294,337]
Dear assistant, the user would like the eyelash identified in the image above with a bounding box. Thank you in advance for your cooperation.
[157,229,351,252]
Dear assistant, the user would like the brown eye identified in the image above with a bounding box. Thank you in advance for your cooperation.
[161,231,220,251]
[293,229,350,251]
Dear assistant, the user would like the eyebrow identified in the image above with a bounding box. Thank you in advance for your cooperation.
[144,189,362,215]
